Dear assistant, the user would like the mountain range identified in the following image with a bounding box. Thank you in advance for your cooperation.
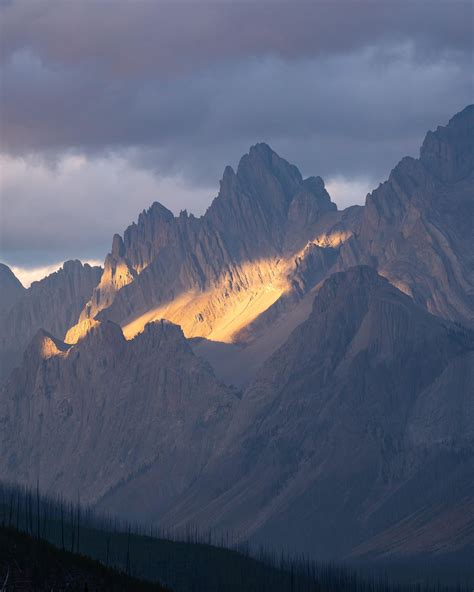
[0,105,472,564]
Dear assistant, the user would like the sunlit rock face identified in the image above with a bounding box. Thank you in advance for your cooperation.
[67,106,473,385]
[0,261,102,383]
[0,319,236,507]
[153,266,474,560]
[339,105,474,326]
[68,143,351,349]
[0,106,473,565]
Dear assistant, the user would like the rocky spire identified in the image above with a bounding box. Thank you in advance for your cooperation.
[0,263,25,315]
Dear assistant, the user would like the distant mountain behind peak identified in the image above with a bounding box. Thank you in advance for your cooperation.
[338,104,474,326]
[0,262,25,315]
[2,107,473,388]
[420,103,474,182]
[0,260,102,382]
[0,106,473,566]
[44,107,469,393]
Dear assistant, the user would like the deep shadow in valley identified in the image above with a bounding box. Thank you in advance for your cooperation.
[0,482,471,592]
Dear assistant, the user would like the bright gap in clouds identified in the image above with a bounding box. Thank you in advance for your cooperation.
[0,154,215,268]
[10,260,103,288]
[325,176,375,209]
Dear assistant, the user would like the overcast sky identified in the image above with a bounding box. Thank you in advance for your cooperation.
[0,0,472,284]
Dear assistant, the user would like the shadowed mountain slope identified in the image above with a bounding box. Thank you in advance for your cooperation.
[0,260,102,382]
[339,105,474,325]
[0,319,236,509]
[151,266,474,560]
[64,106,473,389]
[0,106,472,568]
[0,263,25,315]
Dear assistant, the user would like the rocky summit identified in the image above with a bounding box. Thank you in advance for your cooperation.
[0,261,102,383]
[0,106,472,565]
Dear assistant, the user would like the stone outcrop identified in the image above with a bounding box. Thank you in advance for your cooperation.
[67,107,473,385]
[0,319,236,506]
[67,143,344,350]
[0,263,25,315]
[339,105,474,325]
[0,260,102,382]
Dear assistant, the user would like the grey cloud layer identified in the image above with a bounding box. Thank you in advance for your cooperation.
[1,0,471,176]
[2,47,471,181]
[2,0,471,75]
[0,0,472,267]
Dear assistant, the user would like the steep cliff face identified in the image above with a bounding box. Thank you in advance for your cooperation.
[0,319,236,508]
[154,266,474,560]
[67,107,473,383]
[204,144,335,258]
[1,107,472,564]
[68,144,344,348]
[339,105,474,325]
[0,261,102,382]
[0,263,25,315]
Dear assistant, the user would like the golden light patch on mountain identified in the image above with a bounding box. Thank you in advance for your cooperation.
[64,318,100,344]
[38,335,69,359]
[121,257,291,342]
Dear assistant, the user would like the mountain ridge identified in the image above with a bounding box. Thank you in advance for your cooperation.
[0,260,102,382]
[0,106,472,565]
[150,265,474,559]
[0,315,236,507]
[66,142,347,355]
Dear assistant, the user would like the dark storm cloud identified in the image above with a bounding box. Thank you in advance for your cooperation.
[1,46,471,182]
[1,0,472,172]
[1,0,471,75]
[0,0,472,268]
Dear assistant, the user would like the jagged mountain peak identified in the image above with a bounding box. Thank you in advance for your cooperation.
[0,262,25,314]
[246,141,298,172]
[0,260,103,382]
[339,105,474,326]
[140,318,186,341]
[248,141,275,157]
[111,233,126,258]
[420,103,474,182]
[62,259,96,273]
[236,142,303,196]
[0,299,236,508]
[25,328,70,361]
[312,265,386,311]
[145,201,175,222]
[77,318,125,349]
[0,262,23,285]
[302,175,326,193]
[31,259,101,286]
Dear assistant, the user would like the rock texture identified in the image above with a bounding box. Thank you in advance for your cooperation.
[66,107,473,387]
[339,105,474,325]
[0,261,102,382]
[67,144,346,350]
[0,319,236,508]
[0,263,25,315]
[153,266,474,560]
[0,106,472,565]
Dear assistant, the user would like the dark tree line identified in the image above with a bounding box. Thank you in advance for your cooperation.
[0,481,470,592]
